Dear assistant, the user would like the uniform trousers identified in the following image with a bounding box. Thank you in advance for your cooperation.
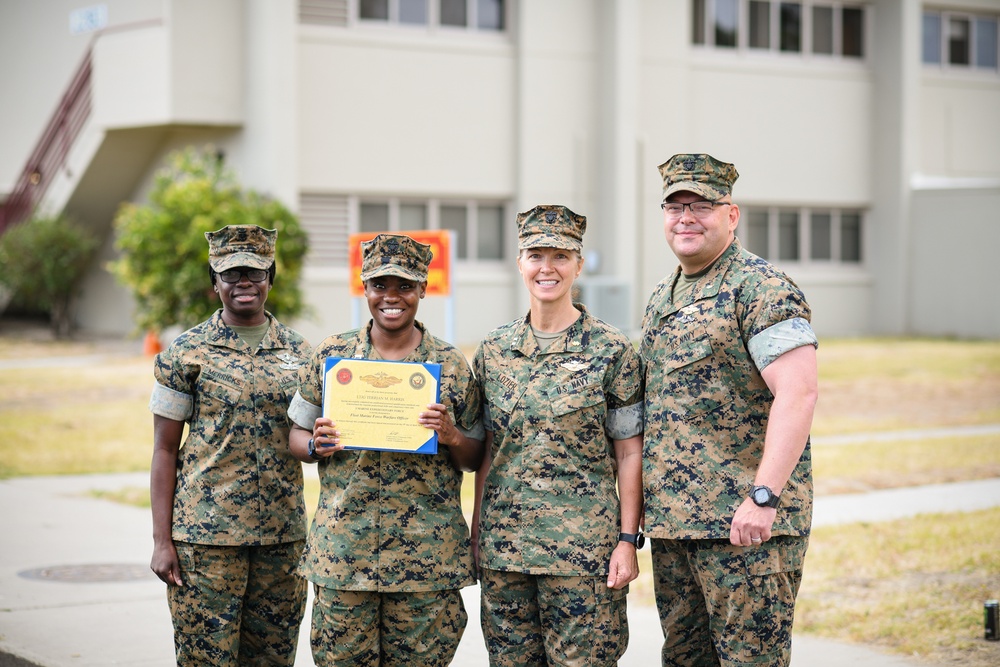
[167,540,307,666]
[310,585,467,667]
[651,535,808,667]
[479,568,629,667]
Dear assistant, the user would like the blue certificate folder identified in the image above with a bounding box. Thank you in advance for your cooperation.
[322,357,441,455]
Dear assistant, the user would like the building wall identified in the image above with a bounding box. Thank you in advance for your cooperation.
[0,0,163,191]
[909,186,1000,339]
[636,1,875,337]
[3,0,999,342]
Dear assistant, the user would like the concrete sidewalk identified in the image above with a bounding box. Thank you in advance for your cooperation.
[4,472,997,666]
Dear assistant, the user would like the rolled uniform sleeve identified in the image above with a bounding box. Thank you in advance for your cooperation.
[149,382,193,421]
[288,390,321,430]
[747,317,818,372]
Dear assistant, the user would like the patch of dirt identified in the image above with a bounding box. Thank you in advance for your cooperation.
[814,376,1000,434]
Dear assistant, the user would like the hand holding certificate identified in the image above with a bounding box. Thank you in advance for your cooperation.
[322,357,442,454]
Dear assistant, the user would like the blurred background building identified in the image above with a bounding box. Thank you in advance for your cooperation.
[1,0,998,345]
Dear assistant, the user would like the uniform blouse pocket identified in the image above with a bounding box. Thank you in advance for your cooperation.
[199,376,242,405]
[195,374,243,426]
[549,383,605,417]
[662,337,713,373]
[660,336,732,420]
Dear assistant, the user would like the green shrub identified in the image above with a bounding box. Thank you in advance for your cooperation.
[0,214,98,338]
[108,146,309,334]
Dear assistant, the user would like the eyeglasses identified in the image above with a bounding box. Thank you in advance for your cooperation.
[217,268,269,283]
[661,201,731,219]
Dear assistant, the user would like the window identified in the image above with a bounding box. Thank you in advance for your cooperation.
[359,197,508,262]
[780,2,802,52]
[716,0,739,47]
[923,10,1000,71]
[692,0,865,59]
[842,6,863,56]
[923,12,942,64]
[739,206,863,264]
[357,0,504,30]
[749,1,770,48]
[813,5,833,54]
[949,16,971,65]
[301,195,509,266]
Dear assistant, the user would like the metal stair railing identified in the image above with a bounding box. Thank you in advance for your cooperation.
[0,49,93,233]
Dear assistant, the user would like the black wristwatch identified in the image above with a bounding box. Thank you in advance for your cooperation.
[306,438,323,462]
[619,531,645,549]
[750,485,780,508]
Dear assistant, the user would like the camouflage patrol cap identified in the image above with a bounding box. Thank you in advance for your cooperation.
[205,225,276,272]
[658,153,739,201]
[360,233,432,283]
[516,204,586,253]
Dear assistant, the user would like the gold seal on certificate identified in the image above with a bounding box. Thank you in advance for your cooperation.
[322,357,441,454]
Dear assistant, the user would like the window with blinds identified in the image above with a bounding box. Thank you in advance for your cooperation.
[299,193,351,267]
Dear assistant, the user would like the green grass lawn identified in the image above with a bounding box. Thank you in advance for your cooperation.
[3,333,999,665]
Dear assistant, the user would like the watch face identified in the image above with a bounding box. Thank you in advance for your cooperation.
[753,487,769,504]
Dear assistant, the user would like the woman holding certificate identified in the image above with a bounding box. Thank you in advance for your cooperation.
[288,233,485,666]
[472,205,644,666]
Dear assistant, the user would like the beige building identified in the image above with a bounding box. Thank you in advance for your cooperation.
[1,0,998,345]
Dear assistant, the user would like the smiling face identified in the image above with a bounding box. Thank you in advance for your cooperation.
[215,266,272,326]
[663,190,740,274]
[364,275,426,335]
[517,246,583,306]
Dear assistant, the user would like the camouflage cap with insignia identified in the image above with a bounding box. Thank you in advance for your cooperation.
[516,204,587,253]
[658,153,739,201]
[205,225,276,272]
[360,233,433,283]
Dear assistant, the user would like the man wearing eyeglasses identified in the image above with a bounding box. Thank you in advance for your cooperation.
[639,154,819,667]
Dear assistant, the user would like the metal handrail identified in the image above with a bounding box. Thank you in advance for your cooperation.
[0,51,92,233]
[0,18,164,234]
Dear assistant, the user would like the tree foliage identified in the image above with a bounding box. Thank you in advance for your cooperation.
[0,214,99,338]
[109,146,308,334]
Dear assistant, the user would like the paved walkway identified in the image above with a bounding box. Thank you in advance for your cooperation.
[3,469,998,666]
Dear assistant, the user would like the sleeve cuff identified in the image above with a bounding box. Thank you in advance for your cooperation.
[149,382,193,421]
[607,403,643,440]
[288,390,322,430]
[747,317,818,371]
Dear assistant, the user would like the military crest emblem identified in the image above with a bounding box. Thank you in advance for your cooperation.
[561,361,588,372]
[277,353,301,370]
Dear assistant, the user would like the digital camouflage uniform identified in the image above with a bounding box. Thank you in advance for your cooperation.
[641,153,818,667]
[288,319,483,667]
[475,299,643,667]
[150,308,310,665]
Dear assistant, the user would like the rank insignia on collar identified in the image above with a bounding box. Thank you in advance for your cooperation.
[277,353,302,370]
[561,361,588,372]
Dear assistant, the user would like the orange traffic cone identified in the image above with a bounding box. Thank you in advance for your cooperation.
[143,330,163,356]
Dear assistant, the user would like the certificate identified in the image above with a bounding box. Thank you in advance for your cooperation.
[322,357,441,455]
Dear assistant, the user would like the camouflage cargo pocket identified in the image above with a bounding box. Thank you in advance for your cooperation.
[718,537,806,663]
[167,543,244,636]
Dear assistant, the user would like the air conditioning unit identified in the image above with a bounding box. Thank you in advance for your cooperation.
[575,277,633,335]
